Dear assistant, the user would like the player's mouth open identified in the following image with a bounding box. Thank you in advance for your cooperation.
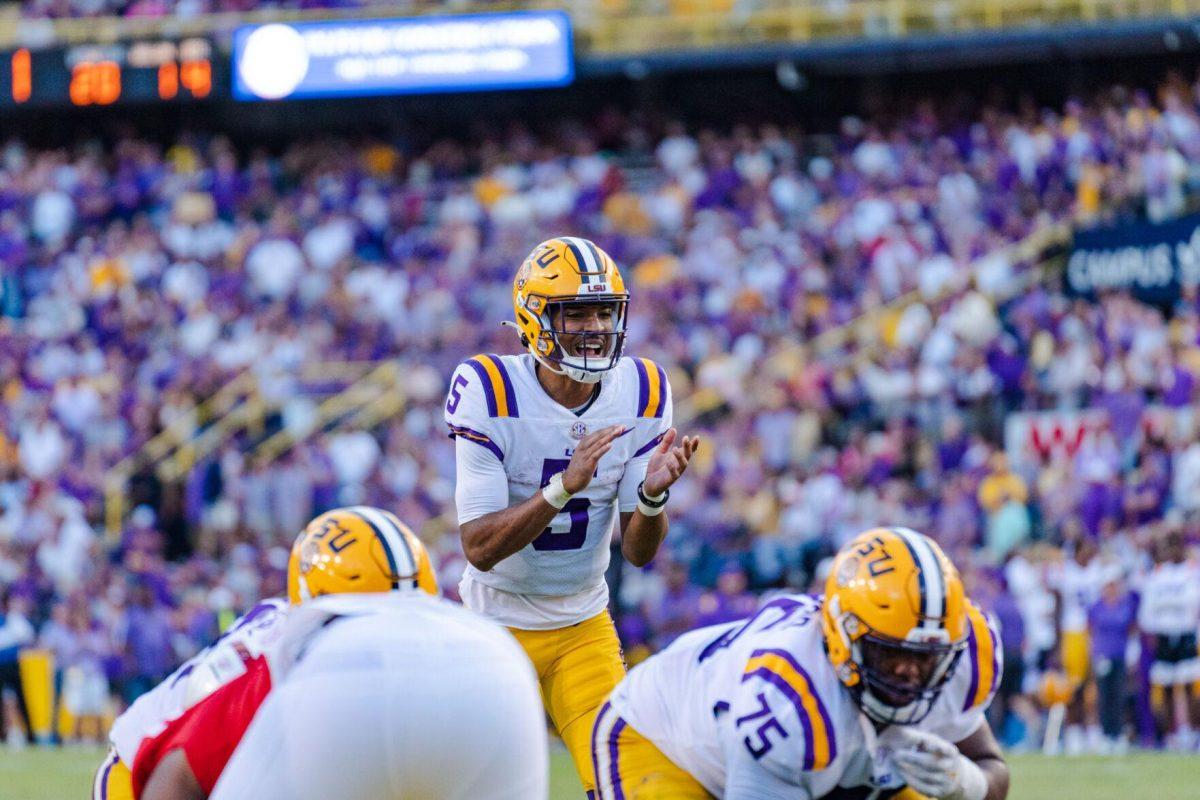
[571,339,606,358]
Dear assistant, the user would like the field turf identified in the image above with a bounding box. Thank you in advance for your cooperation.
[0,745,1194,799]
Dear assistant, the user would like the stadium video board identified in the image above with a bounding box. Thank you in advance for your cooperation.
[232,11,574,102]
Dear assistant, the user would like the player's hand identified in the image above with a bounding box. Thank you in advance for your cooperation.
[643,428,700,497]
[890,728,986,800]
[562,424,627,494]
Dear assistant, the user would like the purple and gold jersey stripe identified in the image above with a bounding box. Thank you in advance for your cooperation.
[743,648,836,770]
[634,358,667,418]
[466,354,519,418]
[447,424,504,462]
[963,603,1000,712]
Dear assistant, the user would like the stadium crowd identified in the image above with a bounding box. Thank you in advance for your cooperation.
[2,72,1200,754]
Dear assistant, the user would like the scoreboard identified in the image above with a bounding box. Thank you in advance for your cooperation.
[1,37,221,108]
[0,12,573,110]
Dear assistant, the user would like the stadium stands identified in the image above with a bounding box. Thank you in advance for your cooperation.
[1,65,1199,753]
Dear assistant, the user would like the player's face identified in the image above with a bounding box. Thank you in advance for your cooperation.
[861,638,940,707]
[551,302,618,359]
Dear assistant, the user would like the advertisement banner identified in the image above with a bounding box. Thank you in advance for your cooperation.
[233,11,573,101]
[1066,213,1200,304]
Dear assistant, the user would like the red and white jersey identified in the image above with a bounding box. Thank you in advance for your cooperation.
[107,598,288,796]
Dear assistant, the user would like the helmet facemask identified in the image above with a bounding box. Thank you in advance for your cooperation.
[526,295,628,384]
[850,630,965,726]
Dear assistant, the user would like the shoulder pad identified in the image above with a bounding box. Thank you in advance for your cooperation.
[453,354,520,419]
[960,602,1002,713]
[629,357,669,419]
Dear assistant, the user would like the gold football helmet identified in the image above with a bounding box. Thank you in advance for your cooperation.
[822,527,968,725]
[511,237,628,384]
[286,506,438,604]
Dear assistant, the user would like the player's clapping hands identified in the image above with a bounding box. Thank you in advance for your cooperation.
[562,425,628,494]
[643,428,700,497]
[890,728,987,800]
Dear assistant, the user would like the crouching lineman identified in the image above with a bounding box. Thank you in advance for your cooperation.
[592,527,1010,800]
[96,506,546,800]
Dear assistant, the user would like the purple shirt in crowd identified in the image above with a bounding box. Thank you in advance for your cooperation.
[1087,591,1138,661]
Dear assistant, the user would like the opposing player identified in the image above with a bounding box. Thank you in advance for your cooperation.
[95,506,436,800]
[1138,529,1200,749]
[593,527,1010,800]
[444,236,699,795]
[207,589,547,800]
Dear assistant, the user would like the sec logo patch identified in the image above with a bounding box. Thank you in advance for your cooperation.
[570,421,588,439]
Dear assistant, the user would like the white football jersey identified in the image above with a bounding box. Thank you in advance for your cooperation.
[445,353,672,629]
[1049,557,1114,633]
[1138,561,1200,636]
[607,594,1000,798]
[108,598,288,769]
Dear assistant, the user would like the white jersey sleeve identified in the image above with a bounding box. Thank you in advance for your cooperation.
[445,356,518,524]
[720,641,840,794]
[453,435,509,525]
[445,357,510,464]
[617,358,674,512]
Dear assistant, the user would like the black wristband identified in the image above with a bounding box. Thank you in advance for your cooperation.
[637,480,669,508]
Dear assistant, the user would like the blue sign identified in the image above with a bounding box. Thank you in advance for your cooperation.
[1067,213,1200,304]
[233,11,573,101]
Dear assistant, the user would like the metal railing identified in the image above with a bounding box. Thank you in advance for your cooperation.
[251,359,404,465]
[5,1,1199,53]
[103,359,400,537]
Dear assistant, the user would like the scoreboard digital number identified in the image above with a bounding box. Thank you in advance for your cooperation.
[2,38,220,108]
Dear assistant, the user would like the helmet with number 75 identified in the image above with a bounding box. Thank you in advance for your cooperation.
[821,527,968,725]
[286,506,439,604]
[511,237,629,384]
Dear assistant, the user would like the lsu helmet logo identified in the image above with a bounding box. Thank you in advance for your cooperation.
[287,506,439,604]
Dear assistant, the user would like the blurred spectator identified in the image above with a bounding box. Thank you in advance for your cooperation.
[0,592,35,747]
[1137,529,1200,750]
[1087,575,1138,751]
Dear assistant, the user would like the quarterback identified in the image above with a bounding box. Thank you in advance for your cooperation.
[444,236,699,794]
[97,506,543,800]
[593,528,1010,800]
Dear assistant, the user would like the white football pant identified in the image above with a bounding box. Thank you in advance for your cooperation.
[210,610,547,800]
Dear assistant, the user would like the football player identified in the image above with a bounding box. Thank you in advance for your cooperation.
[592,527,1010,800]
[207,586,547,799]
[444,236,699,796]
[94,506,440,800]
[1138,529,1200,750]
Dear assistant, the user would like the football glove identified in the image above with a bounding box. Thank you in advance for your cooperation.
[890,728,987,800]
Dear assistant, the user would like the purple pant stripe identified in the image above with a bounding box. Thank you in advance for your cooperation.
[608,717,627,800]
[99,752,117,800]
[591,701,611,799]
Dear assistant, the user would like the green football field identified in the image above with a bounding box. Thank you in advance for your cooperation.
[0,745,1195,799]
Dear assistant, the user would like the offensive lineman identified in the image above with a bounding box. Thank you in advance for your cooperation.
[592,527,1010,800]
[96,506,545,800]
[444,236,699,795]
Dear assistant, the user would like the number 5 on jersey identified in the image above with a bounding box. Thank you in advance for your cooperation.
[534,458,590,551]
